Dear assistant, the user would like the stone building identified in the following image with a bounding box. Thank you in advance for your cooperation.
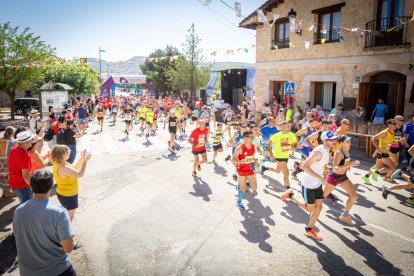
[240,0,414,118]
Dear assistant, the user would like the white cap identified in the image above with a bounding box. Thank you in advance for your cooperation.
[16,131,35,142]
[320,131,338,141]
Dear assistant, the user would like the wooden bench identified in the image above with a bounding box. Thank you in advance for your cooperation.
[347,132,374,157]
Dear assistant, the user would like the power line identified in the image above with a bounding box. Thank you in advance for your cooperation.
[206,6,255,37]
[219,0,246,19]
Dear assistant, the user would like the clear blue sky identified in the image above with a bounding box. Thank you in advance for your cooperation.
[1,0,264,63]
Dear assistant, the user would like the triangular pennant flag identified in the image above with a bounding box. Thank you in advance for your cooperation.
[288,43,295,48]
[243,48,249,53]
[270,13,279,27]
[251,44,256,48]
[321,25,327,35]
[211,51,217,56]
[351,28,359,32]
[321,39,326,44]
[308,24,315,32]
[234,1,241,17]
[226,49,234,55]
[295,20,302,36]
[273,44,278,49]
[257,9,267,23]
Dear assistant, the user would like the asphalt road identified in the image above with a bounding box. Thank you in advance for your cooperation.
[2,116,414,275]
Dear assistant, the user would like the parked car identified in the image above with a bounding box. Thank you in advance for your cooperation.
[14,98,40,115]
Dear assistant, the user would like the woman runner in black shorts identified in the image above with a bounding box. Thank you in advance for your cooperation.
[164,111,178,150]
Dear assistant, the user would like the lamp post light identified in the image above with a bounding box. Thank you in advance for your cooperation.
[99,47,106,81]
[287,8,297,19]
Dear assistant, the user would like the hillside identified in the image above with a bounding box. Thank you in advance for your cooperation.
[88,57,253,75]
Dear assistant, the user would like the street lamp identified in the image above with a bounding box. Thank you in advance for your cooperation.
[99,47,106,81]
[287,8,297,19]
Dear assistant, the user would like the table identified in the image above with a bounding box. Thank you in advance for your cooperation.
[347,132,374,157]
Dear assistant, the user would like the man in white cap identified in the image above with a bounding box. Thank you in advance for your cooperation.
[29,109,44,136]
[280,131,337,241]
[8,130,35,204]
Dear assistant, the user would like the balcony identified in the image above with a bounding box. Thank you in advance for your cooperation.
[364,16,410,48]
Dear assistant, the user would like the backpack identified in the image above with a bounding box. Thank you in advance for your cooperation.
[43,127,54,141]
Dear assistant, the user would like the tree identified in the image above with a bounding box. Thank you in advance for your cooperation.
[37,59,99,96]
[0,22,55,119]
[166,24,210,97]
[140,45,181,95]
[183,23,203,98]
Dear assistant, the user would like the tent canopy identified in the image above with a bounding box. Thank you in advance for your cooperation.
[39,82,74,91]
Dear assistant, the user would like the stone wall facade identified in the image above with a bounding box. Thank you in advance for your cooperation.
[242,0,414,118]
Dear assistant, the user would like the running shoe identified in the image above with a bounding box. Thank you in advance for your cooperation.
[192,171,197,177]
[197,164,201,171]
[340,214,354,225]
[391,169,403,180]
[407,198,414,204]
[232,174,238,181]
[280,189,293,201]
[382,185,390,199]
[236,201,245,210]
[224,155,231,162]
[326,193,337,202]
[401,160,409,164]
[305,229,322,241]
[212,159,217,164]
[371,170,379,182]
[260,166,268,176]
[361,175,371,185]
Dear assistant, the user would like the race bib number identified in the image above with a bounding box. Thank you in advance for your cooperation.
[344,158,351,166]
[394,135,401,143]
[125,114,132,120]
[244,155,255,163]
[198,138,205,145]
[170,122,176,127]
[112,108,117,113]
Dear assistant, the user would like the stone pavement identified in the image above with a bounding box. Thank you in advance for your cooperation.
[1,117,413,275]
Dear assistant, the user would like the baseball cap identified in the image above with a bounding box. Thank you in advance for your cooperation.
[16,131,35,142]
[320,131,338,141]
[338,135,352,143]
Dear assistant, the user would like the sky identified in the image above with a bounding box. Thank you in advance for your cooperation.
[1,0,263,63]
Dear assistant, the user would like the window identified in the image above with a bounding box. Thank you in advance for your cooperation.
[378,0,405,31]
[273,18,290,49]
[312,3,345,43]
[314,82,336,110]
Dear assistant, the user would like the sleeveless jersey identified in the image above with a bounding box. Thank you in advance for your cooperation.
[236,144,255,176]
[379,130,394,154]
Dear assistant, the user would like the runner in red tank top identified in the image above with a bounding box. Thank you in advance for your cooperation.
[232,131,257,210]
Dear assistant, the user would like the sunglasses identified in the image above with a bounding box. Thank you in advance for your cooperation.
[389,123,397,125]
[245,136,254,139]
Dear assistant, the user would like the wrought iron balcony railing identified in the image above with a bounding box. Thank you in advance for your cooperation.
[364,16,410,48]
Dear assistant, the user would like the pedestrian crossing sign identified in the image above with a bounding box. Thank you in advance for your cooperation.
[284,82,295,95]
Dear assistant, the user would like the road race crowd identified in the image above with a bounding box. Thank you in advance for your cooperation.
[2,93,414,275]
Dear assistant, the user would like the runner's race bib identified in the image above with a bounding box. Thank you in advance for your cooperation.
[112,107,117,113]
[125,114,132,120]
[170,122,176,127]
[244,155,255,163]
[198,138,205,145]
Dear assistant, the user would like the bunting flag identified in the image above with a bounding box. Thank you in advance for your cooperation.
[236,48,243,53]
[273,44,278,49]
[211,51,217,56]
[270,13,280,27]
[339,34,344,41]
[304,41,310,49]
[235,1,241,17]
[351,28,359,32]
[321,39,326,44]
[251,44,256,48]
[288,43,295,48]
[295,20,303,36]
[243,48,249,53]
[308,24,315,32]
[226,49,234,55]
[257,9,267,23]
[320,25,327,35]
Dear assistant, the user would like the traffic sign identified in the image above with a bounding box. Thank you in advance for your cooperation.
[284,82,295,96]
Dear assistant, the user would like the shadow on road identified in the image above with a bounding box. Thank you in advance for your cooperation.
[288,233,363,275]
[188,178,212,202]
[0,234,17,274]
[387,206,414,219]
[239,192,274,253]
[319,220,401,275]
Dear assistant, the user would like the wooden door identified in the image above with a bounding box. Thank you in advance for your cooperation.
[358,82,372,114]
[396,83,406,115]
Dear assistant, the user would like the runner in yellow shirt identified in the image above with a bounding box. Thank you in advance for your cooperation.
[261,121,297,189]
[138,104,148,133]
[145,106,155,138]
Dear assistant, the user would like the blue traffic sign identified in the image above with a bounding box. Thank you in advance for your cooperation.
[284,82,295,96]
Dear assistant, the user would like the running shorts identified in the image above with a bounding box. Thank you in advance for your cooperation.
[326,172,348,186]
[275,158,289,162]
[112,112,117,115]
[191,116,197,121]
[300,146,311,159]
[389,146,400,154]
[146,121,153,125]
[169,127,177,134]
[180,118,185,123]
[302,185,324,204]
[125,120,131,124]
[192,149,206,155]
[376,153,390,159]
[57,193,78,211]
[213,143,223,151]
[139,117,145,121]
[97,117,104,122]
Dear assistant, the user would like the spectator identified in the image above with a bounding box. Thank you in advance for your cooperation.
[77,103,88,135]
[29,110,44,136]
[330,103,346,121]
[51,145,91,222]
[8,131,35,204]
[275,109,285,131]
[261,103,271,119]
[352,105,367,124]
[403,116,414,164]
[27,135,50,174]
[371,98,388,125]
[328,114,339,132]
[293,106,303,125]
[303,101,312,113]
[315,105,326,118]
[13,169,76,276]
[286,104,293,122]
[2,126,16,156]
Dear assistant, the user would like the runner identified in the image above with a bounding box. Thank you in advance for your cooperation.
[262,121,297,189]
[259,116,278,160]
[164,110,178,150]
[123,103,134,135]
[221,106,235,137]
[325,135,360,225]
[138,103,148,133]
[188,120,209,177]
[191,105,200,128]
[389,115,406,166]
[210,103,218,131]
[211,123,224,163]
[335,119,351,136]
[232,131,257,210]
[362,119,397,184]
[280,131,337,241]
[145,106,155,138]
[96,103,105,132]
[111,101,118,126]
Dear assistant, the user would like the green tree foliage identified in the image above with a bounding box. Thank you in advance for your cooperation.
[140,45,181,95]
[166,24,210,97]
[37,59,99,96]
[0,22,55,119]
